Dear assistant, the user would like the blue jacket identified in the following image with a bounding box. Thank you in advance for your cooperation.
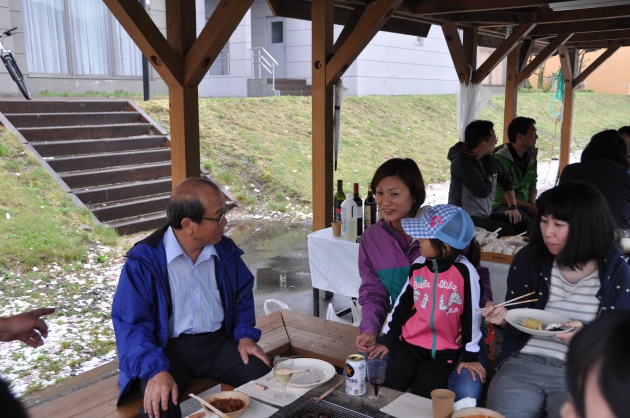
[111,225,260,402]
[496,244,630,366]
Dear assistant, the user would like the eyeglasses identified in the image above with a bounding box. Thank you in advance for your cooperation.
[200,207,228,223]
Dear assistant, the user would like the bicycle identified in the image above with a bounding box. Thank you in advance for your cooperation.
[0,27,32,100]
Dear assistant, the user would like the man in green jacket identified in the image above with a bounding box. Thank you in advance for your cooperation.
[492,117,538,234]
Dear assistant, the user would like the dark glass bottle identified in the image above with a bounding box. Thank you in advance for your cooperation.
[364,182,377,230]
[353,183,363,236]
[334,180,345,222]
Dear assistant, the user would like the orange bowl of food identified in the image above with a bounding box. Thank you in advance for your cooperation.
[451,407,505,418]
[201,390,250,418]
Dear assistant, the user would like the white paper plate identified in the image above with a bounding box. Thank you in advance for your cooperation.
[287,358,336,388]
[505,308,574,336]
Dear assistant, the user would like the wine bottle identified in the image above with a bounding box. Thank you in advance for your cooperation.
[364,182,377,230]
[353,183,363,236]
[334,180,345,222]
[341,194,357,241]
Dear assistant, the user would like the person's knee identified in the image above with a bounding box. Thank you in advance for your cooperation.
[448,368,483,402]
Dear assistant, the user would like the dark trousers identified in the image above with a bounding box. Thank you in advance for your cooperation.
[384,338,460,399]
[140,329,271,418]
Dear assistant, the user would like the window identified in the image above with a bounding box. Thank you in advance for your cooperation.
[22,0,142,77]
[271,21,283,44]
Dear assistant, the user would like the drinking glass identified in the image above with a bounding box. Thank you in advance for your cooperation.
[367,359,387,399]
[273,357,294,400]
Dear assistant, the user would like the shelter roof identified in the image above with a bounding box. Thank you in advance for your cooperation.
[268,0,630,50]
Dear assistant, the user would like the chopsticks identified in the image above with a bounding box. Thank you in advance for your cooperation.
[189,393,230,418]
[476,291,536,313]
[315,379,344,404]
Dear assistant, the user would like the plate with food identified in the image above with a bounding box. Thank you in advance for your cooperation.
[452,406,505,417]
[287,358,336,388]
[505,308,574,336]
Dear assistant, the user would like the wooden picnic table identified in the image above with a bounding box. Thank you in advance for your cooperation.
[26,310,359,418]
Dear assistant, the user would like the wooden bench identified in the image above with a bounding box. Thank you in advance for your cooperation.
[25,310,358,418]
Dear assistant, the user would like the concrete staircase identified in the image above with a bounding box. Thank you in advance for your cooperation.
[0,99,224,235]
[272,78,312,96]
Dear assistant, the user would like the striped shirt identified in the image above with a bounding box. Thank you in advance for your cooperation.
[520,264,600,361]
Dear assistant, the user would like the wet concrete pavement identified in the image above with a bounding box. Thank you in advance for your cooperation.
[225,219,354,321]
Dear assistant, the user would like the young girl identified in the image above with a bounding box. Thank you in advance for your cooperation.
[373,204,485,398]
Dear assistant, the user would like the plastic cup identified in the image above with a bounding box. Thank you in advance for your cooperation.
[331,221,342,237]
[430,389,455,418]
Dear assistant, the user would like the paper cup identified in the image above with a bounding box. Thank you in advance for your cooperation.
[430,388,455,418]
[331,221,342,237]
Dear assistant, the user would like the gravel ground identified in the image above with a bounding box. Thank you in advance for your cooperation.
[0,151,578,398]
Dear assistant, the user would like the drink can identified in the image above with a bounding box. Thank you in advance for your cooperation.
[345,354,366,396]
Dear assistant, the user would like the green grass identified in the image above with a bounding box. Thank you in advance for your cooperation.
[0,129,118,272]
[137,91,630,208]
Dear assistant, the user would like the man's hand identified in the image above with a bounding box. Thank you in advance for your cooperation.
[527,202,538,216]
[505,208,522,224]
[144,371,178,418]
[238,338,271,367]
[0,307,55,347]
[355,332,377,353]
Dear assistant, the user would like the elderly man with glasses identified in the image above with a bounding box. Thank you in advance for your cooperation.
[112,177,271,418]
[448,119,525,237]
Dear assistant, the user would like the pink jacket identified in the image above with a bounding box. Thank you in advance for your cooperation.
[382,256,482,362]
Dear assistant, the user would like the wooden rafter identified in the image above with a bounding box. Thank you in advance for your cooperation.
[574,45,621,87]
[537,4,630,23]
[515,33,572,86]
[412,0,547,16]
[103,0,181,87]
[569,29,630,43]
[530,18,630,37]
[185,0,254,87]
[326,0,405,87]
[472,23,536,84]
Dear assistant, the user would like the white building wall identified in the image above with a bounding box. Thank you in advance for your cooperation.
[256,2,460,97]
[199,4,252,97]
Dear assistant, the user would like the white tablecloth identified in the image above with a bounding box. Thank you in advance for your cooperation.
[307,228,511,303]
[307,227,361,298]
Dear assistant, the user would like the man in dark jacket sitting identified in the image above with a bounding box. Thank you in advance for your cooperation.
[448,119,526,236]
[112,177,271,418]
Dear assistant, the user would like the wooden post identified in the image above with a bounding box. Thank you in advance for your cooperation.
[503,48,519,143]
[312,0,334,231]
[558,46,576,176]
[167,0,200,186]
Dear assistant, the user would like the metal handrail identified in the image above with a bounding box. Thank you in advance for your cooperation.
[251,47,278,91]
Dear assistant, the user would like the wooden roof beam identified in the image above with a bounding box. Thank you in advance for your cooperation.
[103,0,181,87]
[530,18,630,36]
[411,0,546,16]
[185,0,254,87]
[472,23,536,84]
[326,0,406,87]
[537,4,630,23]
[569,29,630,43]
[515,33,572,85]
[431,10,536,24]
[574,44,621,87]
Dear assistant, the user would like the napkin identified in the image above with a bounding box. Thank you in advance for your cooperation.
[454,397,477,411]
[380,392,433,418]
[185,398,278,418]
[236,370,316,407]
